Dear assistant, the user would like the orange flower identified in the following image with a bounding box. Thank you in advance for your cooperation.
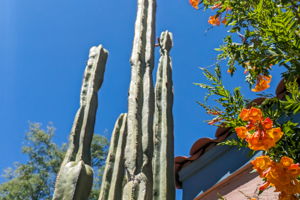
[288,164,300,176]
[208,15,221,26]
[239,107,262,122]
[189,0,200,9]
[267,127,283,142]
[281,156,294,167]
[248,107,263,122]
[252,155,300,199]
[279,193,298,200]
[227,69,233,73]
[246,131,276,150]
[239,108,250,121]
[239,107,263,122]
[236,107,283,150]
[251,155,272,174]
[262,117,273,130]
[252,75,272,92]
[235,126,248,139]
[221,18,227,24]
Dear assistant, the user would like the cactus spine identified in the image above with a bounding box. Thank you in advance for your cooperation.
[53,45,108,200]
[153,31,175,200]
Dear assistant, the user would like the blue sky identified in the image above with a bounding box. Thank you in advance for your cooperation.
[0,0,284,199]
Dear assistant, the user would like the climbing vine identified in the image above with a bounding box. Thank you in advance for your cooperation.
[190,0,300,199]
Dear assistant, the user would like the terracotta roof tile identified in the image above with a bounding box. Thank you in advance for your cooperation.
[174,128,232,188]
[215,127,231,138]
[188,149,205,161]
[189,138,215,155]
[174,156,189,164]
[276,79,285,97]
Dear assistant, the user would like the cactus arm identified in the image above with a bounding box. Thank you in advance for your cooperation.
[107,113,128,200]
[140,0,157,193]
[53,45,108,200]
[125,0,147,177]
[98,113,127,200]
[153,31,175,200]
[123,0,156,199]
[152,43,163,199]
[76,46,108,164]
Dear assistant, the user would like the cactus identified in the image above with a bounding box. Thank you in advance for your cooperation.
[153,31,175,200]
[142,0,156,181]
[122,0,156,199]
[98,113,128,200]
[97,3,175,200]
[52,45,108,200]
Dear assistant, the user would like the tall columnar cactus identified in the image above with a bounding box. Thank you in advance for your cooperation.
[97,2,175,200]
[153,31,175,200]
[98,113,128,200]
[52,45,108,200]
[141,0,156,192]
[123,0,156,199]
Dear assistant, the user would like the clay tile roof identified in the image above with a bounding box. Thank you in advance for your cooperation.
[174,156,189,164]
[276,79,285,97]
[174,127,232,188]
[189,138,215,155]
[174,79,290,189]
[276,78,300,99]
[215,127,231,138]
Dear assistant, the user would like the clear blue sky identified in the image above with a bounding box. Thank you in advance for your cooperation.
[0,0,284,199]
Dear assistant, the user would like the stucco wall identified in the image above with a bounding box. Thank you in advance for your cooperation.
[195,163,279,200]
[179,136,261,200]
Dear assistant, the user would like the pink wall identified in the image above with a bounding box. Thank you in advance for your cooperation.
[195,164,279,200]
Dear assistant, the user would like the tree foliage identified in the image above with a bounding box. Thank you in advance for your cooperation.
[203,0,300,83]
[191,0,300,198]
[0,123,108,200]
[194,0,300,162]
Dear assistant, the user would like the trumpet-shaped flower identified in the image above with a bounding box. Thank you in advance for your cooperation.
[279,192,298,200]
[252,156,300,199]
[189,0,200,9]
[235,107,283,150]
[239,107,263,122]
[235,126,248,139]
[252,75,272,92]
[208,15,221,26]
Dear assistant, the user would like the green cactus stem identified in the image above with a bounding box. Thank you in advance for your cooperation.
[98,113,127,200]
[153,31,175,200]
[122,0,156,199]
[53,45,108,200]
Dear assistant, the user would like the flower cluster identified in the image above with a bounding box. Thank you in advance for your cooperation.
[252,75,272,92]
[235,107,283,150]
[251,155,300,199]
